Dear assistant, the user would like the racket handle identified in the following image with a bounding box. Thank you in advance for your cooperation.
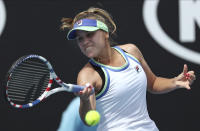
[72,85,95,94]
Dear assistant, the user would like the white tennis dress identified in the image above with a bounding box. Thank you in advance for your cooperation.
[89,46,159,131]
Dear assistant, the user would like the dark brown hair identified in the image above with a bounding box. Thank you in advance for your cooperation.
[61,7,117,35]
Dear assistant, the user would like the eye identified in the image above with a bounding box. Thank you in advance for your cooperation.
[76,36,83,43]
[86,32,95,38]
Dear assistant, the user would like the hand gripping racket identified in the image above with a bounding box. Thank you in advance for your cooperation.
[5,54,94,109]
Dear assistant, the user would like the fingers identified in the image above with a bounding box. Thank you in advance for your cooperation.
[186,71,196,80]
[185,85,191,90]
[185,71,196,85]
[84,83,94,94]
[183,64,188,75]
[181,70,195,89]
[80,84,93,95]
[176,65,195,90]
[185,70,196,81]
[74,83,94,100]
[185,83,191,90]
[183,65,196,81]
[176,81,191,90]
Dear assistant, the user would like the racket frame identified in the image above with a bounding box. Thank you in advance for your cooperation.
[6,55,87,108]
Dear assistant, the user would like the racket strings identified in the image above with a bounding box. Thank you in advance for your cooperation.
[7,58,50,105]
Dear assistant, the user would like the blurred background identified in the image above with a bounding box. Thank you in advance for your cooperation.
[0,0,199,131]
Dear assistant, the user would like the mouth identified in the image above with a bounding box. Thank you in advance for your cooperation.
[85,46,93,52]
[84,45,91,49]
[83,43,93,49]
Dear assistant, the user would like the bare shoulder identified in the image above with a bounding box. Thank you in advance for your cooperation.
[118,43,143,62]
[78,62,102,88]
[118,43,138,52]
[77,62,103,93]
[77,63,96,85]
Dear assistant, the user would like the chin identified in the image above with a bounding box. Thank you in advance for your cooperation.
[87,54,95,58]
[85,50,96,58]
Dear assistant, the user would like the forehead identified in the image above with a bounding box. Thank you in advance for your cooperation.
[76,30,90,35]
[76,30,100,37]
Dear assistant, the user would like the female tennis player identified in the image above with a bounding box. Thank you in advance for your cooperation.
[60,7,196,131]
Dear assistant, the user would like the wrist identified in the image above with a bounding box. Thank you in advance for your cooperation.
[174,77,183,89]
[173,77,180,89]
[80,97,90,103]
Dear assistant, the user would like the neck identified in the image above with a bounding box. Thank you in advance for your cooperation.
[95,47,115,65]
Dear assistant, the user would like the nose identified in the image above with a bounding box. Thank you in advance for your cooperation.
[79,37,90,47]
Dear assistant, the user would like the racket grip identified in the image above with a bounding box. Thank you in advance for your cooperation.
[72,85,95,95]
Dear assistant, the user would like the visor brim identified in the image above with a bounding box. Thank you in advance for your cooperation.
[67,26,99,40]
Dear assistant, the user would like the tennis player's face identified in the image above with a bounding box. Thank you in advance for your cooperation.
[76,30,108,58]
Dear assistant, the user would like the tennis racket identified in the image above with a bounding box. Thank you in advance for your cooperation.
[5,54,94,109]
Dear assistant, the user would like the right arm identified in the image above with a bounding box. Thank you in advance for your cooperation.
[75,63,102,126]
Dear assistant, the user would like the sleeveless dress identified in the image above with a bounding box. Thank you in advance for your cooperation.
[89,46,159,131]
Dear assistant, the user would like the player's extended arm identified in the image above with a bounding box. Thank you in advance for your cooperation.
[120,44,196,94]
[74,64,97,126]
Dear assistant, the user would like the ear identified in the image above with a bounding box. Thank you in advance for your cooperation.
[105,32,109,39]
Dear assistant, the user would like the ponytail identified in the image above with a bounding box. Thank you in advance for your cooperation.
[61,7,116,35]
[60,18,73,30]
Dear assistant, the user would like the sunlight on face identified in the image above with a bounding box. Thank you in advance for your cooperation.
[76,30,108,58]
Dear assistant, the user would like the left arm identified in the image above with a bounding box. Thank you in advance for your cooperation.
[148,64,195,94]
[120,44,196,94]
